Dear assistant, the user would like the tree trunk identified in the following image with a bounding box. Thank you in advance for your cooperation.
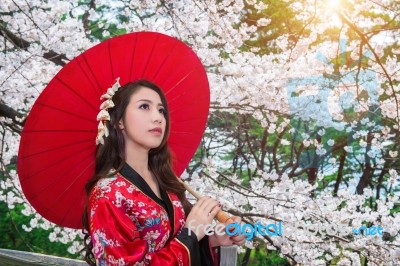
[356,133,374,195]
[240,248,252,266]
[333,150,347,196]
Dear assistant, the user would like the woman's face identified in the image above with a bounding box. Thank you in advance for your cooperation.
[119,86,167,152]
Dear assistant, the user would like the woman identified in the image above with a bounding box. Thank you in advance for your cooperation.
[82,79,245,266]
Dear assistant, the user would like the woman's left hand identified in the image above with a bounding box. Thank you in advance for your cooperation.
[209,216,246,247]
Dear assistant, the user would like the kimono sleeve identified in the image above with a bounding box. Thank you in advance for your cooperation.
[89,198,200,266]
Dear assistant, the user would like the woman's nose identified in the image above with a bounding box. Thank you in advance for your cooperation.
[153,109,163,123]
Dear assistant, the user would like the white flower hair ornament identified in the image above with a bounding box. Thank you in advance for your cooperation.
[96,78,121,145]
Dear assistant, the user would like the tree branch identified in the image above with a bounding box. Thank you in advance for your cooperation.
[0,20,68,66]
[0,99,25,133]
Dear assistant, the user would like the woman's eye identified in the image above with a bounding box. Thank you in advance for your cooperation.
[139,103,149,109]
[159,108,166,115]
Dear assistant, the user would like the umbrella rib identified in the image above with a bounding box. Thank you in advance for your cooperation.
[167,86,207,109]
[59,160,94,227]
[23,129,95,133]
[55,76,98,112]
[156,36,205,97]
[140,33,159,77]
[169,131,202,135]
[169,117,207,123]
[78,55,103,96]
[59,186,88,229]
[164,68,196,97]
[174,156,189,164]
[151,39,179,80]
[59,195,83,229]
[168,142,199,149]
[22,144,94,182]
[82,53,104,95]
[19,137,93,159]
[41,153,94,224]
[36,103,97,123]
[128,34,138,81]
[108,41,115,81]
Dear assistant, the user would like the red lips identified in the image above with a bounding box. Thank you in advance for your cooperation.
[149,127,162,134]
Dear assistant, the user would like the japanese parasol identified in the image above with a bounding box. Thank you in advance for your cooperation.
[17,32,210,229]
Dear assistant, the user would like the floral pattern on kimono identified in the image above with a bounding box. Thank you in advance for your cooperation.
[88,163,218,266]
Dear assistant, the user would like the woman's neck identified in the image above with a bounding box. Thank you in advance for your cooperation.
[125,146,150,178]
[125,146,160,198]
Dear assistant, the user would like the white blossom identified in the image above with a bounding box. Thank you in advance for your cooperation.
[1,1,400,265]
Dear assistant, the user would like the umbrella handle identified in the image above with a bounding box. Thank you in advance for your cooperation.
[178,178,234,224]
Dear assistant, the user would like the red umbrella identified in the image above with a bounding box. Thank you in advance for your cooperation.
[17,32,210,229]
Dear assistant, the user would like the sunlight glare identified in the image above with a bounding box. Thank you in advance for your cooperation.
[323,0,343,27]
[327,0,342,11]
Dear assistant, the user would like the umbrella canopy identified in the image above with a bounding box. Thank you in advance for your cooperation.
[18,32,210,229]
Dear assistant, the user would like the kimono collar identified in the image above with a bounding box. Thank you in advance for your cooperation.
[119,163,175,227]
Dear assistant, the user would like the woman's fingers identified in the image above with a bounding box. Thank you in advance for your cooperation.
[194,196,220,216]
[235,237,246,245]
[230,216,242,224]
[203,199,220,214]
[193,195,208,208]
[184,196,222,241]
[194,196,214,208]
[209,204,221,218]
[225,215,246,245]
[230,234,246,245]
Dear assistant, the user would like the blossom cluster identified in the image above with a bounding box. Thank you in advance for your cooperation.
[184,161,400,265]
[1,0,399,265]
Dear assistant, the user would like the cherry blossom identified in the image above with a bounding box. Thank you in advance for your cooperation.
[1,0,399,265]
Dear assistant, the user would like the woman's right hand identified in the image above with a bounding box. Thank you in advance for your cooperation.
[184,196,221,241]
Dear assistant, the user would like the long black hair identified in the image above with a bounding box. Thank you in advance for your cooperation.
[82,80,192,265]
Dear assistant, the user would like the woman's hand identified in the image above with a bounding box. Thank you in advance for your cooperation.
[208,216,246,247]
[184,196,221,241]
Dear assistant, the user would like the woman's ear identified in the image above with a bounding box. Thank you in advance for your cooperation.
[118,119,124,130]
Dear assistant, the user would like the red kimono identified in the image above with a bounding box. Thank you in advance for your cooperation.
[88,163,219,266]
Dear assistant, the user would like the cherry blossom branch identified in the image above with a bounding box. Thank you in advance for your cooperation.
[0,100,24,132]
[81,0,96,39]
[12,0,47,36]
[0,20,68,66]
[337,11,400,127]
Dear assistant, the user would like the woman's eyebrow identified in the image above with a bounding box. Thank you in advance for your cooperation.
[136,99,164,106]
